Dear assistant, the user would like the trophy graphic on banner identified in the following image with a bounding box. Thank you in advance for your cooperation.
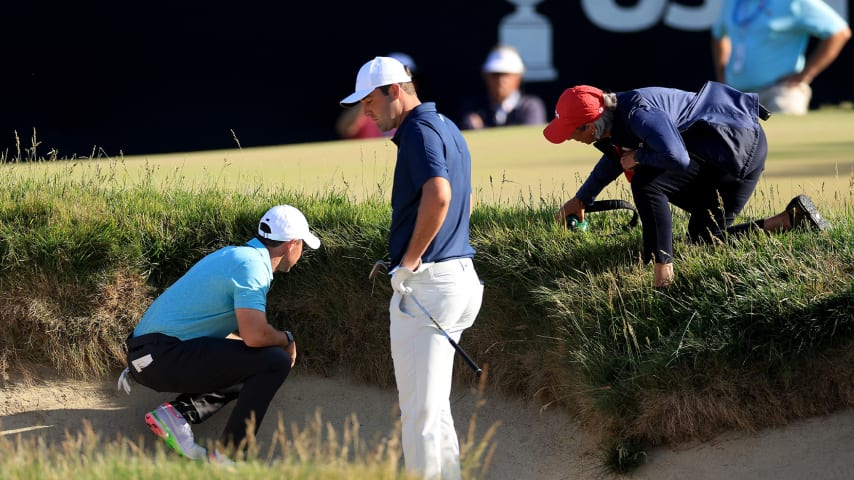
[498,0,557,82]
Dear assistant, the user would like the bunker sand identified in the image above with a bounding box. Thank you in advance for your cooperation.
[3,369,854,479]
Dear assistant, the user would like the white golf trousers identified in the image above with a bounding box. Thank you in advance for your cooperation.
[389,257,483,480]
[758,82,811,115]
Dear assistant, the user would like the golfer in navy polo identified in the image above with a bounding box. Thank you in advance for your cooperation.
[341,56,483,480]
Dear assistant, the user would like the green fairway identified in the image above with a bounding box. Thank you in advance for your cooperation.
[8,109,853,209]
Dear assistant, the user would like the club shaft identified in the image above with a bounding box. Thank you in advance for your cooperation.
[408,293,482,376]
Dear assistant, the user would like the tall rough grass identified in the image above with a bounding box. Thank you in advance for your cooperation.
[0,407,498,479]
[1,157,852,473]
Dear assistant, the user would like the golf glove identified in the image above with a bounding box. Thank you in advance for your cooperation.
[390,265,414,295]
[117,366,133,395]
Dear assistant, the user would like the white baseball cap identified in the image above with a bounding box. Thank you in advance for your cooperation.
[257,205,320,249]
[340,56,412,106]
[482,46,525,74]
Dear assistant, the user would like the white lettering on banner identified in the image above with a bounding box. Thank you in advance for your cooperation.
[666,1,725,31]
[580,0,720,32]
[580,0,848,33]
[498,0,850,82]
[581,0,667,32]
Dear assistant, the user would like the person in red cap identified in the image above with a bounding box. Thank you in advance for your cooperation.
[544,80,830,287]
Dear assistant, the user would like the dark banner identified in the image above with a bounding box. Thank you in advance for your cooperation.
[3,0,851,157]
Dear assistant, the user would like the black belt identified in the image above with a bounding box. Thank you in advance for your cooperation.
[126,332,176,352]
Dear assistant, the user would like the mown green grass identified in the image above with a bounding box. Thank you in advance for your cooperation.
[1,109,853,475]
[6,109,853,205]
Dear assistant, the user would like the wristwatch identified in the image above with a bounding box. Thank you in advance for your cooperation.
[285,330,295,346]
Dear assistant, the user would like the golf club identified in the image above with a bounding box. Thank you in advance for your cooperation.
[369,259,482,376]
[368,259,389,281]
[407,292,483,377]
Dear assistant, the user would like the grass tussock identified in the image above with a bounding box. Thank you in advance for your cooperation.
[0,268,151,382]
[632,342,854,444]
[1,153,853,474]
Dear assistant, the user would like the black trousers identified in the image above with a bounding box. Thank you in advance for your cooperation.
[630,129,768,264]
[126,332,291,448]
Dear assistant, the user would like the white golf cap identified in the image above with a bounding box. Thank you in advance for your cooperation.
[482,46,525,74]
[340,56,412,106]
[257,205,320,249]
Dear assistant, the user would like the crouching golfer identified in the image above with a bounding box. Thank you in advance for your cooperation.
[544,81,831,287]
[123,204,320,462]
[340,56,484,480]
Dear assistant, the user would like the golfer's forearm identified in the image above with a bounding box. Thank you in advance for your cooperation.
[801,28,851,83]
[243,326,290,348]
[402,178,450,268]
[710,36,730,82]
[236,308,290,348]
[404,216,444,268]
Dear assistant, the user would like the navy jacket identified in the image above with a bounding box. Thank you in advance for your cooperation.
[576,81,763,206]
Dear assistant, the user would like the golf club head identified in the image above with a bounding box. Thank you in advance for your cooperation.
[368,260,389,280]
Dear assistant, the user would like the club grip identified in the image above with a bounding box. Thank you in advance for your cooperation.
[448,337,482,376]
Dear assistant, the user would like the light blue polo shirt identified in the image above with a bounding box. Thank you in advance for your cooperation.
[132,238,273,340]
[712,0,849,91]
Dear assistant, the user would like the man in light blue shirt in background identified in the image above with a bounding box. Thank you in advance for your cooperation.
[122,204,320,463]
[711,0,851,114]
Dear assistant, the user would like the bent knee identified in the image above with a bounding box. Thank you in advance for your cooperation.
[258,347,292,380]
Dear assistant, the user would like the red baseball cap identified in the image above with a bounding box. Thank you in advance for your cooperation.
[543,86,606,144]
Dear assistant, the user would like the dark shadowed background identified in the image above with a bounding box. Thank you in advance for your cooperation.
[2,0,851,157]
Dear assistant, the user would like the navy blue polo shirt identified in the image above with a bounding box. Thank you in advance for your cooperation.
[389,102,475,267]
